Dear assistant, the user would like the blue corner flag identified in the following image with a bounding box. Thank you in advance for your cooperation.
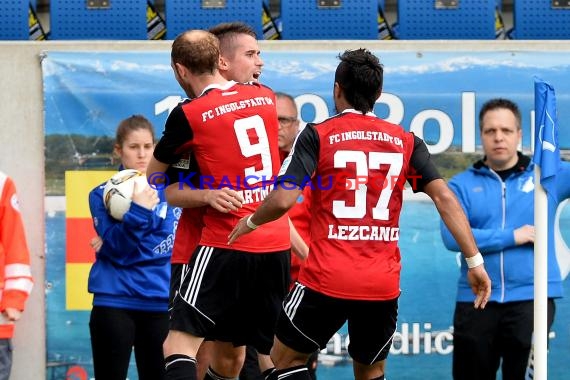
[533,78,560,199]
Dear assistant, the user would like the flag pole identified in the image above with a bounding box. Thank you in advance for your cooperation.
[533,164,548,380]
[531,78,560,380]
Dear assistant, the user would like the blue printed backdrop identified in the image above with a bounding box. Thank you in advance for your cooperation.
[44,51,570,150]
[43,50,570,379]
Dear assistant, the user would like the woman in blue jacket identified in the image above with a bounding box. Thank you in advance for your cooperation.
[440,98,570,380]
[88,115,180,380]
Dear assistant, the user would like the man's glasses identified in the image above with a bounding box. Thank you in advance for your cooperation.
[278,116,297,127]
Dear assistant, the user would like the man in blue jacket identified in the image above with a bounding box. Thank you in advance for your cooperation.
[440,98,570,380]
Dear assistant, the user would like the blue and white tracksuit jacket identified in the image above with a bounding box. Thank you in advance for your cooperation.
[440,154,570,303]
[88,180,181,312]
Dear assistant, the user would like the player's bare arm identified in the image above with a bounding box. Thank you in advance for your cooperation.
[424,178,491,309]
[228,184,301,244]
[289,218,309,260]
[147,156,169,182]
[165,183,244,213]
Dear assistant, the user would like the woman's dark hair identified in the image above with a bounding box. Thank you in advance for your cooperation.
[115,115,155,147]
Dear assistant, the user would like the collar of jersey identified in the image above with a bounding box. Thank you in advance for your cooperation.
[199,80,237,97]
[341,108,376,117]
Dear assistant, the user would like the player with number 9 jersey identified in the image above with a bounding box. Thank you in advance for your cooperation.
[153,81,290,253]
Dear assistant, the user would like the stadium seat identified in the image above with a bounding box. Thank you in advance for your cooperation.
[279,0,380,40]
[50,0,148,40]
[0,1,29,40]
[165,0,264,40]
[512,0,570,39]
[396,0,496,39]
[29,0,48,40]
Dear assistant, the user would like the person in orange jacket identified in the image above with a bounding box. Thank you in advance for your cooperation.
[0,172,33,380]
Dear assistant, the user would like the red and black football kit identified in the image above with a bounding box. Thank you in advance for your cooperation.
[274,109,441,364]
[154,81,290,353]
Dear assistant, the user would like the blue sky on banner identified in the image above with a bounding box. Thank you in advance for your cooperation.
[533,78,560,199]
[43,50,570,151]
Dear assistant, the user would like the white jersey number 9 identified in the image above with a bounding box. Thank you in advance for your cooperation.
[234,115,273,185]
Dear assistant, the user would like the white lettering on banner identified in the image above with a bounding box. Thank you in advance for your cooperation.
[390,323,453,355]
[155,95,183,117]
[319,322,453,365]
[156,91,481,154]
[377,92,405,125]
[322,322,556,364]
[294,93,329,130]
[410,110,454,154]
[381,91,476,154]
[462,92,476,153]
[327,224,400,241]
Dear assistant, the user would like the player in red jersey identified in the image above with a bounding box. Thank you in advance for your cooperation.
[240,92,319,380]
[275,92,311,284]
[209,22,263,83]
[163,22,265,380]
[276,92,319,378]
[168,19,265,269]
[147,30,290,380]
[229,48,492,380]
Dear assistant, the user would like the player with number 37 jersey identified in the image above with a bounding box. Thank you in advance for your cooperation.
[279,110,438,300]
[228,48,491,380]
[153,81,289,253]
[229,49,491,380]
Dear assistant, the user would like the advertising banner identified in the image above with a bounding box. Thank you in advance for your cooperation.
[43,50,570,379]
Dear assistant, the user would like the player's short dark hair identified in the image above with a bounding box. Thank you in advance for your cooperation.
[335,49,383,114]
[209,22,256,40]
[208,22,257,56]
[171,30,219,75]
[479,98,522,131]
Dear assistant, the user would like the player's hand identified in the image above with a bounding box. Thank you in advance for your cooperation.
[206,187,244,213]
[514,225,535,245]
[228,215,254,245]
[131,181,159,210]
[90,236,103,253]
[467,265,492,309]
[3,308,21,322]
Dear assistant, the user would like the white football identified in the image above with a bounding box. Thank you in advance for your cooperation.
[103,169,149,221]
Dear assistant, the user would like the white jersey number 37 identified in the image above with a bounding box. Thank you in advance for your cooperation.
[333,150,403,221]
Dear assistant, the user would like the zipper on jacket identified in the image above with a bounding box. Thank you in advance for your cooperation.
[490,169,507,302]
[500,181,506,302]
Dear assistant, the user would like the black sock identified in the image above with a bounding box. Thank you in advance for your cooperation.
[165,354,197,380]
[266,366,311,380]
[205,365,237,380]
